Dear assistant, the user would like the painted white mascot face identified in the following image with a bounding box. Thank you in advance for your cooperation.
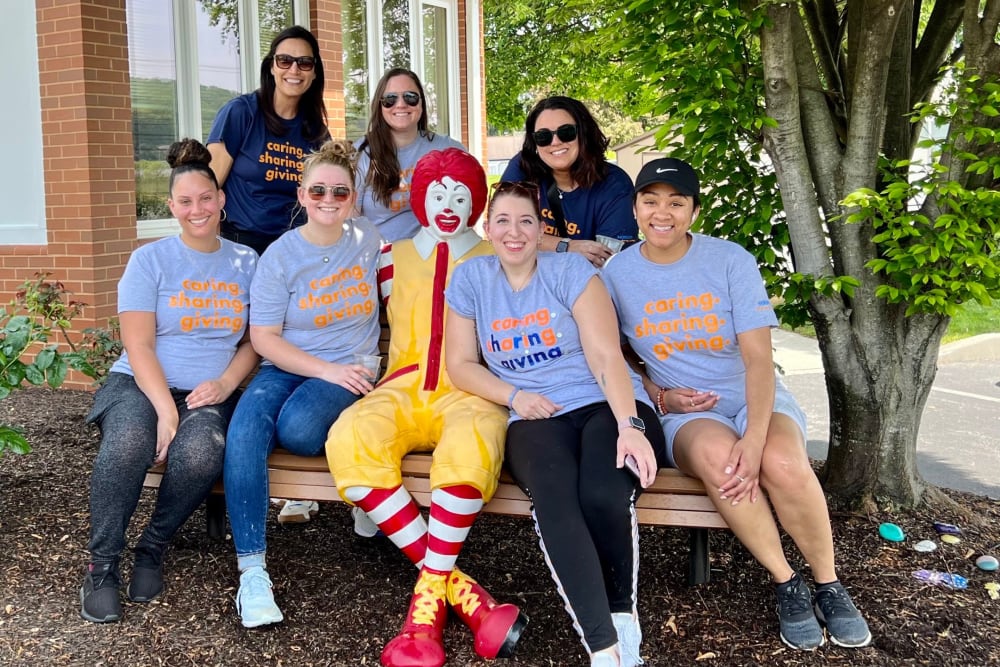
[423,176,474,241]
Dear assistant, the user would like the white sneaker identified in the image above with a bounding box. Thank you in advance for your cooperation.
[236,567,283,628]
[277,500,318,524]
[351,506,379,537]
[613,612,644,666]
[591,647,621,667]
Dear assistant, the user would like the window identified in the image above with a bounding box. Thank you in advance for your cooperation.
[342,0,462,145]
[127,0,306,234]
[0,1,46,244]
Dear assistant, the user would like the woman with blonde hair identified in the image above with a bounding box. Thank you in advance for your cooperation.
[222,139,384,628]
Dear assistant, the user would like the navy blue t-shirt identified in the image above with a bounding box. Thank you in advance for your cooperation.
[501,157,638,242]
[207,93,325,237]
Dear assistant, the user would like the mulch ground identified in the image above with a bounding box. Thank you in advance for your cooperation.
[1,387,998,667]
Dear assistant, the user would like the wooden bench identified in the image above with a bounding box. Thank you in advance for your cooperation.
[144,450,726,585]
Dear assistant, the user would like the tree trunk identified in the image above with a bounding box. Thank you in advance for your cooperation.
[816,311,948,510]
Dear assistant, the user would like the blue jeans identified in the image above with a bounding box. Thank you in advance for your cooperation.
[86,372,238,564]
[224,364,359,560]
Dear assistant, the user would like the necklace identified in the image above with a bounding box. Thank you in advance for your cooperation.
[506,264,537,293]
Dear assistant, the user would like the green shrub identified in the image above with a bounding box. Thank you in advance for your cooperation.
[0,274,121,456]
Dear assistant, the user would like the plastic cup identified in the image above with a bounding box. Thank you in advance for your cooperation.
[353,353,382,381]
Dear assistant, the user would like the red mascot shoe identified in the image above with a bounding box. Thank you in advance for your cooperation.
[381,570,449,667]
[446,569,528,659]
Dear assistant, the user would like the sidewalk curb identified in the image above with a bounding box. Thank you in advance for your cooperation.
[938,333,1000,364]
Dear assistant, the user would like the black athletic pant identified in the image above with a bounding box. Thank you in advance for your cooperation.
[505,401,666,654]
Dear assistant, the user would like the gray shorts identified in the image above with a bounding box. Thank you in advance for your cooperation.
[658,384,808,468]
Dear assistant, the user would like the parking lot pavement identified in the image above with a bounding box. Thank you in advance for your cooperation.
[773,330,1000,500]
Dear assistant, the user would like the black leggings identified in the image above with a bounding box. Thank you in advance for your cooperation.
[505,401,665,654]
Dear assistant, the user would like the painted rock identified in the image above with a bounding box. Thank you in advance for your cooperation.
[879,522,905,542]
[976,555,999,571]
[913,540,938,553]
[933,521,962,536]
[940,534,961,545]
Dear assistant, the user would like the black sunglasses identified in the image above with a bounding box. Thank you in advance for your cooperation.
[532,124,578,147]
[274,54,316,71]
[380,91,422,108]
[306,185,352,201]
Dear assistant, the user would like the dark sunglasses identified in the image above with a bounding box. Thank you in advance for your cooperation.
[306,185,352,201]
[380,91,422,108]
[490,180,540,198]
[532,124,578,147]
[274,54,316,71]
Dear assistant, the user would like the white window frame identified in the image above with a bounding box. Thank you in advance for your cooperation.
[421,0,462,143]
[139,0,310,239]
[361,0,463,145]
[0,1,47,244]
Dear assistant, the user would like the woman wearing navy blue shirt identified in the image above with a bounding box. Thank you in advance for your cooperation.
[207,26,329,255]
[502,96,638,268]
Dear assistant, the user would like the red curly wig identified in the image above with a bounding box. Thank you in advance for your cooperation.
[410,148,487,229]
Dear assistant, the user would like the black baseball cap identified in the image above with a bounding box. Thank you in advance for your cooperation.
[634,157,699,197]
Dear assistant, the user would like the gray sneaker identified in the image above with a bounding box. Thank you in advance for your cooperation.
[775,572,824,650]
[814,581,872,648]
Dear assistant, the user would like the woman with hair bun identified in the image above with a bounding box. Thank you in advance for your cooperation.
[222,138,385,628]
[207,25,330,254]
[80,138,259,624]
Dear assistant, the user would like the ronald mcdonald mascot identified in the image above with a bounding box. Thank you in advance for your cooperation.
[326,148,526,667]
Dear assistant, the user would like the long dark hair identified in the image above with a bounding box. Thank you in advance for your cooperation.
[257,26,328,143]
[360,68,433,206]
[517,96,610,189]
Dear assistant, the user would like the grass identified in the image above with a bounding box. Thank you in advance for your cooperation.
[782,299,998,344]
[943,299,1000,343]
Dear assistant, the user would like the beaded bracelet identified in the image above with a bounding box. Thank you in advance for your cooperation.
[508,387,522,410]
[655,387,668,416]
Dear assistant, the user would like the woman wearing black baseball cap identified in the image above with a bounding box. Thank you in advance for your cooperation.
[602,157,871,652]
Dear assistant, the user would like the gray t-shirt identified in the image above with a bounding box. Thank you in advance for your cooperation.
[602,234,779,419]
[447,252,650,422]
[354,132,466,242]
[110,235,257,390]
[250,218,383,365]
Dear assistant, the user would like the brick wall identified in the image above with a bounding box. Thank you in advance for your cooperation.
[1,0,135,388]
[314,1,346,137]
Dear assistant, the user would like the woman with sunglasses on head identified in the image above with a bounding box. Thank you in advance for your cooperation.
[207,25,330,256]
[502,96,638,269]
[354,68,465,242]
[445,181,665,667]
[80,138,258,624]
[602,158,871,652]
[221,139,384,628]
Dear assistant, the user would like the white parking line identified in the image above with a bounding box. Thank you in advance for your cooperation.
[931,386,1000,404]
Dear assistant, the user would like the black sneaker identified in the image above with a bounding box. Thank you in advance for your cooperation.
[775,572,824,650]
[814,581,872,647]
[127,541,166,603]
[80,561,122,623]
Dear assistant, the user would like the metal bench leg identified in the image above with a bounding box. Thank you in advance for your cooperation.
[205,494,226,541]
[687,528,710,586]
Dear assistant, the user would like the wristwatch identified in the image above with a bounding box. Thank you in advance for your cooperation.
[556,239,570,253]
[618,416,646,433]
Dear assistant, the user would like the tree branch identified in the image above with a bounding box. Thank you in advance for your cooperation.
[911,1,964,107]
[759,4,834,286]
[791,9,843,218]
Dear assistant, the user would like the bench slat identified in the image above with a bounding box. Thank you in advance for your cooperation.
[145,450,725,530]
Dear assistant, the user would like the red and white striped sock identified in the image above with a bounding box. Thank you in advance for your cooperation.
[423,484,483,574]
[344,485,427,568]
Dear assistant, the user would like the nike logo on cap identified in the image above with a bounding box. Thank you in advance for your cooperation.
[655,168,678,173]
